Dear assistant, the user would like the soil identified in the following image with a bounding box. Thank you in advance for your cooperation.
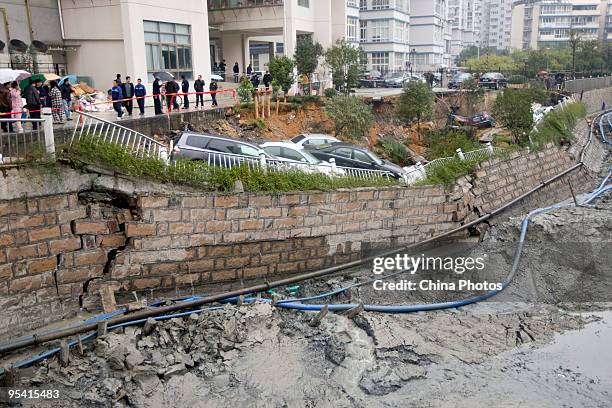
[9,179,612,408]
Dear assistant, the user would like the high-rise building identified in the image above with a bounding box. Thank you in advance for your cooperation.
[448,0,480,61]
[410,0,453,70]
[511,0,608,50]
[480,0,515,50]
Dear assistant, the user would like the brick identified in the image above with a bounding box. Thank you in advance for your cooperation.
[99,234,127,248]
[8,214,46,230]
[38,195,69,212]
[73,221,109,235]
[239,219,264,230]
[28,226,61,242]
[259,207,282,217]
[131,278,162,290]
[74,249,107,266]
[0,233,14,247]
[151,209,182,222]
[214,195,240,208]
[174,273,202,286]
[187,259,215,272]
[207,246,232,257]
[7,244,38,262]
[0,201,27,217]
[200,220,232,233]
[181,196,213,208]
[9,274,43,294]
[249,196,272,207]
[0,264,12,282]
[278,195,302,205]
[242,266,269,278]
[137,196,169,208]
[211,269,237,282]
[56,266,104,284]
[27,257,57,274]
[81,235,97,249]
[168,222,194,235]
[125,223,157,237]
[137,236,172,250]
[130,248,195,264]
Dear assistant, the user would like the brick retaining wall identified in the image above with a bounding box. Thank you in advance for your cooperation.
[0,135,605,340]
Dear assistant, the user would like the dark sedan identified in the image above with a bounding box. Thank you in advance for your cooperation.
[308,143,407,179]
[359,70,385,88]
[448,73,474,89]
[478,72,508,90]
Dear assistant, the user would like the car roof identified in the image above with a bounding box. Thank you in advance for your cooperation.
[298,133,339,139]
[313,142,362,151]
[180,132,261,149]
[261,141,300,149]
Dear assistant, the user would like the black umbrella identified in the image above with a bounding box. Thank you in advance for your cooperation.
[154,71,175,81]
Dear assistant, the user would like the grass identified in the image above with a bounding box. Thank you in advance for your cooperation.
[416,158,481,186]
[531,102,586,149]
[423,129,482,160]
[62,136,398,193]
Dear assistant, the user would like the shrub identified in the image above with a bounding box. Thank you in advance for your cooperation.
[237,76,255,103]
[397,81,434,130]
[324,38,366,94]
[417,158,480,186]
[268,56,296,95]
[324,95,374,140]
[376,138,410,166]
[324,88,337,98]
[507,74,528,85]
[531,102,586,148]
[423,129,481,160]
[492,88,536,145]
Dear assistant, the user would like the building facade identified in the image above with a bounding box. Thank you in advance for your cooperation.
[448,0,480,62]
[410,0,453,70]
[480,0,515,50]
[511,0,608,50]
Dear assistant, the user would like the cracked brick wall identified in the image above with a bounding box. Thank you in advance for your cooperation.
[0,137,604,340]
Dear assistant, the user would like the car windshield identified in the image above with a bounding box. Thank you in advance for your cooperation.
[300,150,321,164]
[291,134,306,143]
[385,72,403,79]
[454,73,471,80]
[366,151,384,165]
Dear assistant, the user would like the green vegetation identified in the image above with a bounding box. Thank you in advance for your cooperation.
[423,129,481,160]
[507,74,528,85]
[324,88,337,98]
[268,56,296,97]
[375,138,410,166]
[237,76,255,103]
[324,95,374,140]
[63,136,397,193]
[531,102,586,149]
[397,81,434,133]
[324,39,366,94]
[492,87,547,145]
[294,35,323,79]
[417,158,480,186]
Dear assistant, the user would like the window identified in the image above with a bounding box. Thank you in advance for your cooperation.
[360,21,367,42]
[185,136,209,149]
[281,148,307,162]
[347,0,357,6]
[207,139,235,154]
[353,150,371,163]
[372,0,389,9]
[144,21,192,81]
[298,0,309,7]
[347,16,359,42]
[370,52,389,73]
[371,20,389,42]
[237,144,260,157]
[334,148,353,158]
[263,146,281,156]
[360,0,367,10]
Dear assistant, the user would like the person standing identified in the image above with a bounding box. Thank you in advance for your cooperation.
[209,80,218,107]
[39,84,50,108]
[246,64,253,76]
[233,62,240,83]
[152,77,162,115]
[181,75,190,109]
[121,76,135,116]
[251,72,260,89]
[9,81,23,132]
[24,79,42,129]
[111,80,124,120]
[134,78,146,115]
[115,74,122,85]
[263,70,272,90]
[0,82,13,132]
[58,78,73,121]
[166,80,180,111]
[194,75,205,108]
[49,81,65,124]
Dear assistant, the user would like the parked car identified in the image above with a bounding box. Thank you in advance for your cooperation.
[260,142,344,176]
[383,72,411,88]
[359,70,385,88]
[290,134,341,149]
[308,143,407,179]
[478,72,508,90]
[448,73,473,89]
[448,111,495,128]
[171,132,273,167]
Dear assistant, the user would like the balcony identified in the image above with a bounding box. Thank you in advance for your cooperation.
[208,0,283,11]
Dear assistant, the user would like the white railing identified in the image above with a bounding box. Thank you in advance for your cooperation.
[71,111,168,160]
[0,114,55,164]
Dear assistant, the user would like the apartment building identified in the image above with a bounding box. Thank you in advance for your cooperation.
[448,0,480,61]
[480,0,515,50]
[410,0,453,70]
[511,0,608,50]
[606,1,612,42]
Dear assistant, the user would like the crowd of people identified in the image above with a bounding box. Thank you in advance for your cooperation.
[110,73,221,120]
[0,77,76,131]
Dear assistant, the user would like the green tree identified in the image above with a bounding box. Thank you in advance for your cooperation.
[294,35,323,78]
[465,54,518,73]
[325,95,374,140]
[461,78,484,117]
[324,38,366,95]
[397,81,434,134]
[268,56,295,101]
[237,76,255,103]
[492,88,535,145]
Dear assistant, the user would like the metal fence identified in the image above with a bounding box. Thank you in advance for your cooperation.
[0,117,55,165]
[71,111,168,160]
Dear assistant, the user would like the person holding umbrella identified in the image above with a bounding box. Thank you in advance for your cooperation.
[153,77,162,115]
[9,81,23,132]
[209,79,218,107]
[49,80,65,124]
[0,81,13,132]
[24,78,42,129]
